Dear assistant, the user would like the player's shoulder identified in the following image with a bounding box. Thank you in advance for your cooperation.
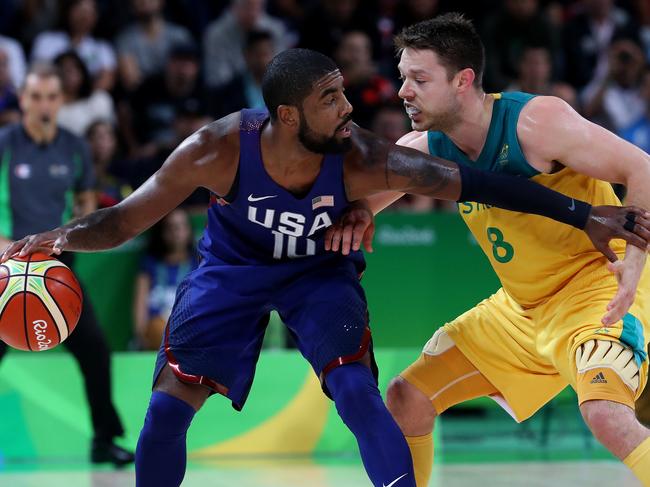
[396,130,430,153]
[201,111,241,149]
[518,95,575,123]
[172,111,241,178]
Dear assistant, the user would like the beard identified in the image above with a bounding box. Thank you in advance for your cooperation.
[415,96,462,133]
[297,111,352,154]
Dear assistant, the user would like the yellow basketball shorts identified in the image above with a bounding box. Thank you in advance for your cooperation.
[402,265,650,422]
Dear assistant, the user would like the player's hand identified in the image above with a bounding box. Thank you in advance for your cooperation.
[602,245,647,325]
[0,229,68,263]
[585,206,650,263]
[325,200,375,255]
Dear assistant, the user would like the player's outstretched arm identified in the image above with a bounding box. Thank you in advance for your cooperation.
[1,115,240,262]
[518,96,650,323]
[343,125,650,260]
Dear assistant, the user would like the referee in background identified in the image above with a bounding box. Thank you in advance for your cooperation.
[0,64,133,466]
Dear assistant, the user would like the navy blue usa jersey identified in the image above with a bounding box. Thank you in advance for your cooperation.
[198,109,365,271]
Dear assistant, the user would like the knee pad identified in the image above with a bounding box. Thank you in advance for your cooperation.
[422,328,455,356]
[576,339,640,391]
[575,339,640,407]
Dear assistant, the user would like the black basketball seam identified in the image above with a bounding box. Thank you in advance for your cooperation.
[0,272,82,301]
[41,273,82,301]
[0,264,8,294]
[23,256,33,351]
[24,290,62,345]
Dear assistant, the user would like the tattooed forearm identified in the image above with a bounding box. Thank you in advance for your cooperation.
[351,125,462,201]
[385,147,460,198]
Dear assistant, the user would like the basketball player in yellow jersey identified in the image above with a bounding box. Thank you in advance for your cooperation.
[328,13,650,486]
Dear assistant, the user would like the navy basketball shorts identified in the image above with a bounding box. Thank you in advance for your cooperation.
[153,258,374,410]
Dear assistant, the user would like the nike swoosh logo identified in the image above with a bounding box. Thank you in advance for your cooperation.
[383,473,408,487]
[248,194,278,202]
[568,199,575,211]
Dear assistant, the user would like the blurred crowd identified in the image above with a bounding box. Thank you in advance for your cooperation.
[1,0,650,215]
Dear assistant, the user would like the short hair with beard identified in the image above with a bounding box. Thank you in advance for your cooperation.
[262,48,339,121]
[394,13,485,87]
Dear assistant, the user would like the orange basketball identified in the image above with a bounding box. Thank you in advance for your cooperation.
[0,253,82,351]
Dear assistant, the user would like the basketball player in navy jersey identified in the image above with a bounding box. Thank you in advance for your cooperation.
[3,49,650,487]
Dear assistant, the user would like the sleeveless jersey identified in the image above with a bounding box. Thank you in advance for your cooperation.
[198,109,365,271]
[428,92,625,307]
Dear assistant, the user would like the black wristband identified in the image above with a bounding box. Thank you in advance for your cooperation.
[458,163,591,229]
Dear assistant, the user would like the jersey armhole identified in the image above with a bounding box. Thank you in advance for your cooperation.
[220,164,240,203]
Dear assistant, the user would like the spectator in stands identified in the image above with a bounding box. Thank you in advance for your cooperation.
[161,0,225,38]
[119,41,204,156]
[133,208,198,350]
[481,0,561,92]
[210,30,275,118]
[122,99,211,211]
[506,45,577,108]
[371,103,409,144]
[4,0,59,53]
[564,0,639,90]
[0,48,20,126]
[582,37,646,132]
[334,30,398,128]
[299,0,380,60]
[619,66,650,153]
[393,0,442,34]
[203,0,289,90]
[86,120,132,208]
[55,51,115,137]
[115,0,193,92]
[267,0,305,27]
[31,0,117,91]
[0,34,26,90]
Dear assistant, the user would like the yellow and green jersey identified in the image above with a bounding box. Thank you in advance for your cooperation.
[428,92,625,308]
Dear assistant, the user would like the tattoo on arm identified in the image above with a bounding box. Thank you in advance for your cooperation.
[353,127,461,200]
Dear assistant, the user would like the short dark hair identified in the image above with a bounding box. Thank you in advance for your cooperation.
[53,50,93,98]
[262,48,339,121]
[394,13,485,87]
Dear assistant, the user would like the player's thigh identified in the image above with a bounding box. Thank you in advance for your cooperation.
[419,290,565,421]
[155,268,273,410]
[400,327,498,415]
[276,263,374,384]
[636,346,650,427]
[547,284,650,410]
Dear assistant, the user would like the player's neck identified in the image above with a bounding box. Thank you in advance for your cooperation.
[444,92,494,161]
[262,123,323,173]
[22,119,57,145]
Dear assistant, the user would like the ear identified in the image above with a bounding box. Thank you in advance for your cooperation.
[277,105,299,128]
[455,68,476,93]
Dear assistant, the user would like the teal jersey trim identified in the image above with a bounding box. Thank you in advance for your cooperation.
[621,312,647,367]
[427,92,541,178]
[0,148,12,238]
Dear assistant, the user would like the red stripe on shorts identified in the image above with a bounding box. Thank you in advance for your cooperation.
[164,324,229,396]
[321,326,372,377]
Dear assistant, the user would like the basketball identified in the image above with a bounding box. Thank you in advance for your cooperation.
[0,253,82,351]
